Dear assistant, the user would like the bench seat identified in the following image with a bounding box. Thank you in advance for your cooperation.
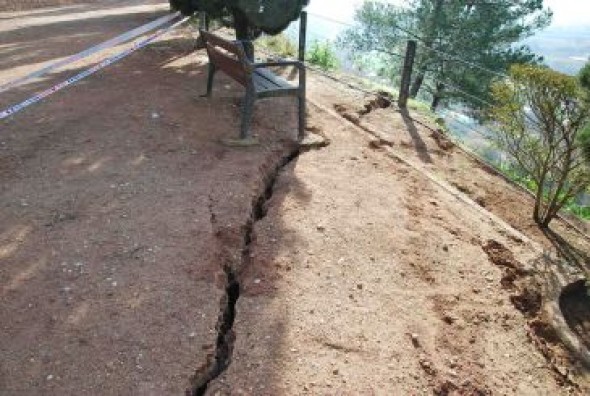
[200,30,306,140]
[253,68,298,98]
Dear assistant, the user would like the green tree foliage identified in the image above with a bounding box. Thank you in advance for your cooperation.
[490,65,590,227]
[307,40,339,70]
[170,0,308,41]
[579,60,590,92]
[578,61,590,164]
[341,0,551,111]
[580,123,590,165]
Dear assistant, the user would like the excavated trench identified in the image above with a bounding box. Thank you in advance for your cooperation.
[190,137,328,395]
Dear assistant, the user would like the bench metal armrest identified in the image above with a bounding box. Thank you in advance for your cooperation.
[253,61,305,71]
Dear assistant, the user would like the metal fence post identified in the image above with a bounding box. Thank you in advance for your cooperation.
[398,40,417,108]
[299,11,307,62]
[199,12,209,31]
[195,12,209,50]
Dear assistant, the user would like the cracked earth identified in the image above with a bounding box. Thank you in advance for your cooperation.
[1,1,590,395]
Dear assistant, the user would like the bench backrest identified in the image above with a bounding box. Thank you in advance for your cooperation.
[200,30,251,86]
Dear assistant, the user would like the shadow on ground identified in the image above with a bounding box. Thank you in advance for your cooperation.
[0,12,302,393]
[399,107,432,164]
[0,2,169,77]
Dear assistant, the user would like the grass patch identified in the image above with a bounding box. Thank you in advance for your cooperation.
[307,40,339,70]
[257,34,297,58]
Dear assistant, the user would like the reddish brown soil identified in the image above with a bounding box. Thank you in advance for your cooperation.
[333,94,589,255]
[1,2,300,394]
[2,1,590,395]
[206,72,586,394]
[0,0,87,11]
[322,82,590,387]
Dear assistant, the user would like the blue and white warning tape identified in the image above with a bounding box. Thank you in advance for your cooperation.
[0,12,180,94]
[0,15,189,121]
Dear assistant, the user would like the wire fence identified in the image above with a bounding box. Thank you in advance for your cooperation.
[300,12,557,144]
[306,10,509,78]
[298,12,509,105]
[300,11,589,218]
[255,20,501,163]
[203,8,589,218]
[301,12,500,110]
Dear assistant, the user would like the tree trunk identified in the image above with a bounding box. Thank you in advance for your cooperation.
[232,8,254,60]
[541,198,559,228]
[540,147,574,228]
[533,183,545,226]
[430,82,445,111]
[410,70,425,98]
[411,0,444,98]
[410,0,444,98]
[541,214,553,229]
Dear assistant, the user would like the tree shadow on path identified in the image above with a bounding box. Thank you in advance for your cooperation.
[399,106,433,164]
[541,227,590,278]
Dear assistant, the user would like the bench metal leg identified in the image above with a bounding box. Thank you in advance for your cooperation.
[240,89,255,139]
[203,64,216,97]
[298,67,307,140]
[298,94,306,140]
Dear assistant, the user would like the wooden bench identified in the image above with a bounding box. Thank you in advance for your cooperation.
[199,30,306,141]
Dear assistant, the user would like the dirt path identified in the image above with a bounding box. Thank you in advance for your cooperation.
[2,2,589,395]
[1,2,301,394]
[205,75,577,394]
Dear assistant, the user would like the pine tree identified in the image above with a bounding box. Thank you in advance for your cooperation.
[342,0,551,111]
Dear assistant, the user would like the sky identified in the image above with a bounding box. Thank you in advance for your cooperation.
[306,0,590,28]
[544,0,590,27]
[299,0,590,74]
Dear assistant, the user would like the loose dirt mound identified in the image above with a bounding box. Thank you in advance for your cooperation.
[429,129,455,152]
[481,242,582,388]
[482,239,532,292]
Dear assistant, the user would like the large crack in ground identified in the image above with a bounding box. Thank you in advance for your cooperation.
[482,239,585,390]
[189,135,329,395]
[191,265,240,396]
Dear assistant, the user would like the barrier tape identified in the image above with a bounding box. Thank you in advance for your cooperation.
[0,12,181,94]
[0,16,189,121]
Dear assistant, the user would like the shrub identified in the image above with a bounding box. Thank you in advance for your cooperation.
[579,60,590,92]
[258,34,297,58]
[489,64,590,227]
[307,40,339,70]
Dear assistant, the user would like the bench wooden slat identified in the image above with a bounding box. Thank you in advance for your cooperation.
[253,77,271,92]
[201,30,246,57]
[207,44,248,86]
[252,73,276,90]
[252,71,298,98]
[254,68,293,90]
[255,87,300,99]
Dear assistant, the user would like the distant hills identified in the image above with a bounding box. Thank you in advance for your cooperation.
[288,14,590,76]
[523,25,590,75]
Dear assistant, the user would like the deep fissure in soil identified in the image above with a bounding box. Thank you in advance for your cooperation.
[190,145,303,395]
[560,279,590,351]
